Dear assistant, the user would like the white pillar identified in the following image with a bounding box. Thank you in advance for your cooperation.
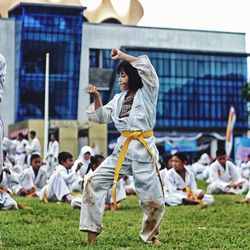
[43,53,49,160]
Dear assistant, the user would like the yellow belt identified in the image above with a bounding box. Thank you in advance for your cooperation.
[42,188,48,203]
[184,186,206,207]
[111,130,162,209]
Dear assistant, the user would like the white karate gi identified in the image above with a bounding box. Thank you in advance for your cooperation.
[0,168,20,194]
[191,153,211,180]
[160,168,169,199]
[207,160,248,194]
[46,140,59,178]
[14,139,28,167]
[165,167,214,206]
[37,164,77,202]
[26,137,41,155]
[106,178,127,204]
[26,137,41,164]
[240,161,250,180]
[15,165,47,194]
[71,146,92,192]
[0,190,18,210]
[0,54,7,173]
[80,55,164,243]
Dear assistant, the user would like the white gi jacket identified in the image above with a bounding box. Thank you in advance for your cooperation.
[208,160,240,186]
[86,55,159,162]
[20,165,47,191]
[165,167,214,206]
[26,137,41,155]
[166,167,202,199]
[207,160,248,194]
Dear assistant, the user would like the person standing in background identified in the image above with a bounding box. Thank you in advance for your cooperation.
[46,134,59,178]
[13,132,28,168]
[26,130,41,165]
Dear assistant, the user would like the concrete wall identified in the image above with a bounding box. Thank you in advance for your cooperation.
[78,23,247,121]
[59,126,78,160]
[88,122,107,157]
[0,18,15,134]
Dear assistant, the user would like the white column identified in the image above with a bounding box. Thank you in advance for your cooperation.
[43,53,49,160]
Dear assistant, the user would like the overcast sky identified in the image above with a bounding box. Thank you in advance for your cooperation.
[138,0,250,53]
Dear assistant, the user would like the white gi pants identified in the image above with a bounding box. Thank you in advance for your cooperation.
[79,154,165,243]
[207,180,248,194]
[0,191,18,210]
[37,174,71,202]
[165,191,214,206]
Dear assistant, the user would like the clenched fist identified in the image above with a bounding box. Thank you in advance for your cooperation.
[85,84,100,98]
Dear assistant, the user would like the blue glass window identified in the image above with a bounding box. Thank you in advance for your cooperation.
[10,4,84,121]
[108,47,248,131]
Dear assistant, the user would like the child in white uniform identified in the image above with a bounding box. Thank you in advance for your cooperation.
[165,152,214,206]
[207,149,248,194]
[80,48,164,244]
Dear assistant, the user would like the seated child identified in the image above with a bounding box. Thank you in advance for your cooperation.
[207,149,248,194]
[17,154,47,196]
[37,151,79,203]
[0,188,18,210]
[165,152,214,206]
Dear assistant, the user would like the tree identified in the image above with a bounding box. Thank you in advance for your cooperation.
[241,82,250,102]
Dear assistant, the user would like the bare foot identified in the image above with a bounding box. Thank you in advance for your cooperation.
[105,204,111,210]
[236,198,250,204]
[87,231,98,244]
[62,195,71,204]
[110,203,116,211]
[152,237,161,244]
[26,192,38,198]
[182,198,199,205]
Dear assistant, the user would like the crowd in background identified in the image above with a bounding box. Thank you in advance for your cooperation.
[1,129,250,211]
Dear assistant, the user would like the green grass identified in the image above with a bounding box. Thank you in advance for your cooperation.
[1,182,250,250]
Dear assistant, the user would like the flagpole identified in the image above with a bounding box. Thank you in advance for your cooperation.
[43,53,49,160]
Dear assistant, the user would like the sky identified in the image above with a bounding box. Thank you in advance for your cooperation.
[82,0,250,52]
[138,0,250,53]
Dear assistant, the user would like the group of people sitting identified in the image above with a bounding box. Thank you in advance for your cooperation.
[0,142,137,210]
[160,148,250,206]
[1,143,250,211]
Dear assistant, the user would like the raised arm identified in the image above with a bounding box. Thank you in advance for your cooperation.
[85,84,102,111]
[110,48,136,63]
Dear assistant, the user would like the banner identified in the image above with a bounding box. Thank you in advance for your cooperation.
[164,140,197,152]
[234,137,250,165]
[225,106,236,156]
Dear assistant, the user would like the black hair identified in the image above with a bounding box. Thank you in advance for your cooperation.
[216,149,226,157]
[160,154,172,170]
[162,154,172,163]
[86,154,105,174]
[173,152,187,162]
[30,130,36,136]
[58,151,73,164]
[30,154,41,163]
[17,132,24,139]
[117,61,143,91]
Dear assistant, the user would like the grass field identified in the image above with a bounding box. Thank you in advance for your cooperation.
[1,181,250,250]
